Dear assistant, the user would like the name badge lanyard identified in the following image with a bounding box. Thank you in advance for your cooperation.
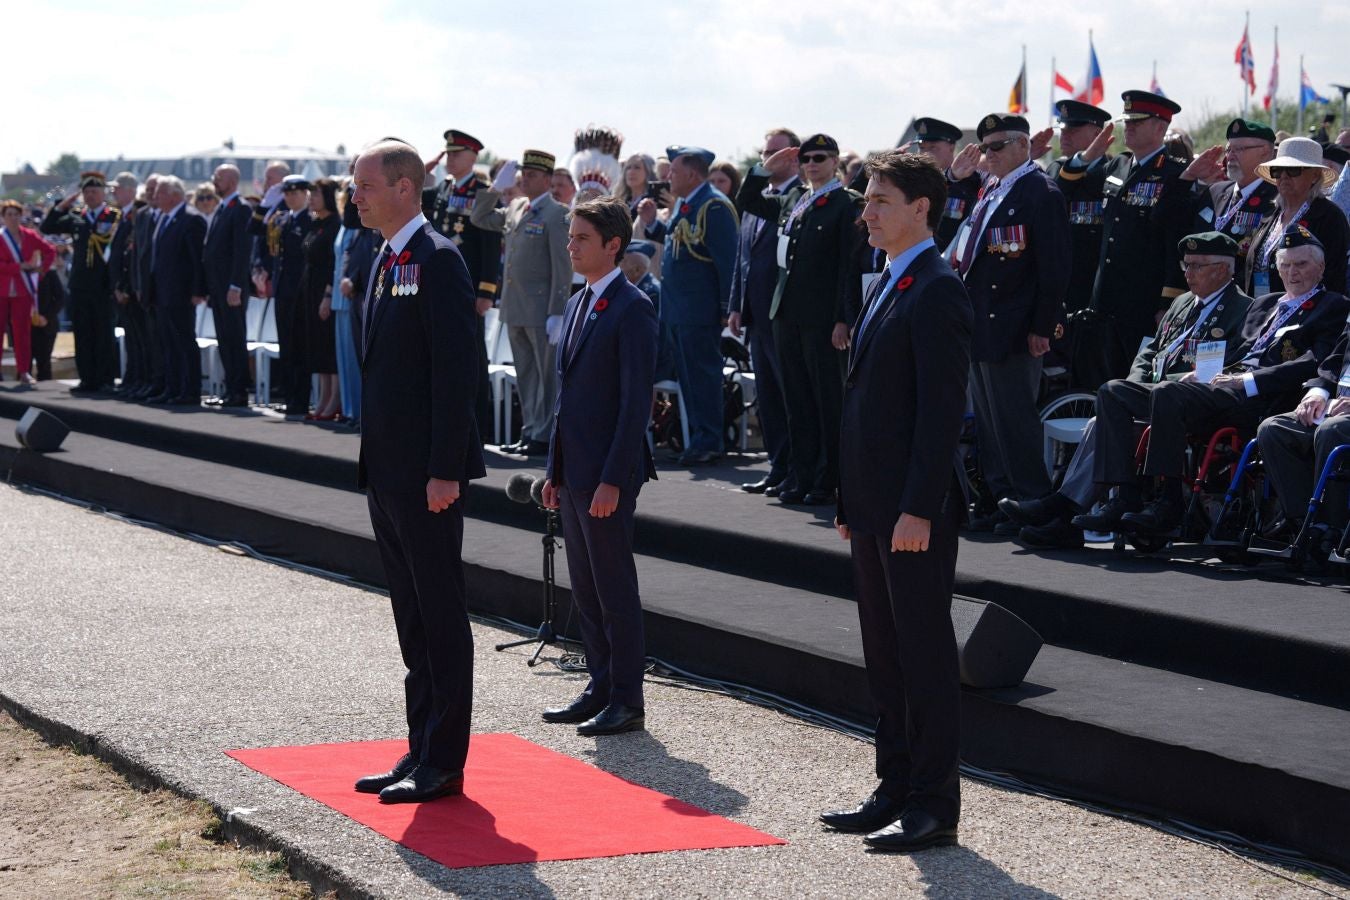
[1155,293,1226,379]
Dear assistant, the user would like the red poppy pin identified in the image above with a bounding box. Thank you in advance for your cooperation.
[896,276,915,291]
[397,250,412,265]
[1247,196,1261,207]
[1301,300,1316,311]
[594,298,609,312]
[1299,220,1309,228]
[680,203,691,215]
[814,196,829,207]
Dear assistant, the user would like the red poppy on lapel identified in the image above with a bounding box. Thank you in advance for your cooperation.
[1247,196,1260,207]
[1298,220,1309,228]
[680,203,691,215]
[594,298,609,312]
[814,196,829,207]
[397,250,412,265]
[896,276,915,292]
[1301,300,1316,310]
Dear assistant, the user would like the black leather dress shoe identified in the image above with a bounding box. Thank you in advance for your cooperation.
[542,694,606,724]
[764,479,796,498]
[1018,517,1085,549]
[1119,497,1182,534]
[999,495,1058,527]
[69,382,98,394]
[740,475,782,494]
[802,488,836,505]
[169,394,201,406]
[220,393,249,408]
[577,703,645,736]
[678,450,719,466]
[378,765,464,803]
[819,792,903,833]
[145,391,174,404]
[521,440,550,456]
[864,808,958,852]
[354,753,416,794]
[1071,497,1139,532]
[777,488,807,505]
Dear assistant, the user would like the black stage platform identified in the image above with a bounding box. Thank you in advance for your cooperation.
[3,382,1348,870]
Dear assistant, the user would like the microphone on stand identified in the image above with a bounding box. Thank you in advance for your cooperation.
[505,472,536,504]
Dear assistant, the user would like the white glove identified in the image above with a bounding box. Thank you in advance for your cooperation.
[546,315,563,345]
[491,160,518,194]
[261,183,285,209]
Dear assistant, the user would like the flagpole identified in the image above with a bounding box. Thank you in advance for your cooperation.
[1242,11,1250,117]
[1271,25,1278,129]
[1050,55,1056,127]
[1297,53,1305,135]
[1022,44,1028,114]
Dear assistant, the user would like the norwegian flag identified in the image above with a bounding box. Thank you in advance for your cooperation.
[1263,37,1279,111]
[1235,24,1256,95]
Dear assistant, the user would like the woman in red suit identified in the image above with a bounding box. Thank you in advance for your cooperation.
[0,201,56,383]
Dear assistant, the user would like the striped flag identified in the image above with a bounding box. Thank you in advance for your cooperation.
[1008,61,1028,114]
[1263,37,1279,111]
[1074,36,1104,105]
[1301,62,1330,109]
[1235,24,1256,95]
[1051,70,1075,118]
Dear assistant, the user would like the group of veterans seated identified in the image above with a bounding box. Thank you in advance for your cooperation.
[999,225,1350,550]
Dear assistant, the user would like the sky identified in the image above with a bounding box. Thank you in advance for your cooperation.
[9,0,1350,174]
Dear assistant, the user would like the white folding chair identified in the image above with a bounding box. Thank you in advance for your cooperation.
[195,304,224,396]
[485,308,518,445]
[654,379,691,452]
[251,299,280,406]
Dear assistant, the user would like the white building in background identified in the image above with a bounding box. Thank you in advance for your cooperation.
[81,143,350,193]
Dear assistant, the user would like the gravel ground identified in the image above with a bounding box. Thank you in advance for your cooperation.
[0,482,1342,899]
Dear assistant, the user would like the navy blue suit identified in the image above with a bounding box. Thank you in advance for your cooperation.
[728,176,796,482]
[838,244,972,826]
[547,272,659,709]
[358,220,485,772]
[203,195,254,397]
[148,208,206,400]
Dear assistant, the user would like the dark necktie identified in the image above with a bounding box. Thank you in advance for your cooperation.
[566,287,594,361]
[364,245,394,350]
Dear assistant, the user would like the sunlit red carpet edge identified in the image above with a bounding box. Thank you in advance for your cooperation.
[226,734,785,868]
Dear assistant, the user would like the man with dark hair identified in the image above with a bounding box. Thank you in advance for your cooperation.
[822,148,971,852]
[203,163,254,407]
[351,138,484,803]
[729,127,801,496]
[541,196,658,736]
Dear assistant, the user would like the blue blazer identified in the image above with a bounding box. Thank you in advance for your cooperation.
[358,222,485,493]
[547,274,659,494]
[149,209,206,309]
[659,183,738,326]
[838,246,973,536]
[203,195,253,301]
[726,198,781,328]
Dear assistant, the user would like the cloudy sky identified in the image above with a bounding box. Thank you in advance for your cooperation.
[9,0,1349,173]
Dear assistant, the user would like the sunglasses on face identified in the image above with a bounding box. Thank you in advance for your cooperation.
[800,153,835,164]
[979,138,1020,154]
[1271,167,1307,179]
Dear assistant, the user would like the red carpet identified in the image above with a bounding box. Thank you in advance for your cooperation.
[226,734,784,868]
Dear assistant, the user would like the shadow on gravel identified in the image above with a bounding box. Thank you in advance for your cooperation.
[586,731,749,817]
[909,845,1062,899]
[394,798,556,898]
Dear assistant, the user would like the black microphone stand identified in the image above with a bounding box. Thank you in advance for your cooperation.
[494,505,578,666]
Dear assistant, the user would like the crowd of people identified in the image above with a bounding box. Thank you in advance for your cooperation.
[7,90,1350,554]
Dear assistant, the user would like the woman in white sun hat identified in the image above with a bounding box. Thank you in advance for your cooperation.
[1243,136,1348,297]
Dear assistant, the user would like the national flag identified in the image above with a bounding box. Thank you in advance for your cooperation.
[1150,75,1166,98]
[1235,24,1256,95]
[1300,63,1330,109]
[1263,38,1279,111]
[1051,70,1075,118]
[1074,37,1104,106]
[1008,62,1028,114]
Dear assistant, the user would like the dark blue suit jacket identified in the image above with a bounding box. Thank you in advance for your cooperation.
[547,274,659,493]
[204,195,253,302]
[838,245,973,536]
[149,209,206,309]
[727,181,792,328]
[358,222,485,493]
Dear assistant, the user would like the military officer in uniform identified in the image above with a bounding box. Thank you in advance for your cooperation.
[423,129,501,438]
[267,175,314,415]
[912,118,979,251]
[1175,119,1278,272]
[1059,90,1191,390]
[1045,100,1113,317]
[41,171,123,392]
[469,150,573,456]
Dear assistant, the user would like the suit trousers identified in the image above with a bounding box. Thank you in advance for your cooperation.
[117,297,152,387]
[276,291,310,413]
[70,287,118,387]
[851,484,962,825]
[668,322,725,454]
[157,302,199,399]
[31,327,57,380]
[558,484,646,709]
[334,305,362,421]
[475,314,492,443]
[970,351,1050,501]
[1136,380,1254,477]
[774,318,843,491]
[143,304,165,389]
[747,323,791,480]
[506,324,556,442]
[1257,413,1350,523]
[1059,416,1104,510]
[366,484,473,771]
[211,294,250,396]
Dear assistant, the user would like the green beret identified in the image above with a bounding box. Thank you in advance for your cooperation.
[1227,118,1276,143]
[1178,231,1240,257]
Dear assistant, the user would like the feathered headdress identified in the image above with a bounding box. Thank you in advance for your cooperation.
[569,125,624,196]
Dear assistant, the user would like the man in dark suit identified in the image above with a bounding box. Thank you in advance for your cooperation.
[108,172,152,399]
[203,164,254,407]
[130,174,167,400]
[822,150,972,852]
[350,139,485,804]
[739,133,864,504]
[540,197,658,736]
[145,176,206,405]
[954,114,1070,531]
[728,127,800,495]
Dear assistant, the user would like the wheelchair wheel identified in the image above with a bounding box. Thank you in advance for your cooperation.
[1039,391,1095,422]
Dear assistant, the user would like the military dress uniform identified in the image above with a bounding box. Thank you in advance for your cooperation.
[260,176,314,414]
[917,118,980,251]
[1046,100,1113,317]
[1061,92,1191,390]
[422,129,501,435]
[40,172,122,391]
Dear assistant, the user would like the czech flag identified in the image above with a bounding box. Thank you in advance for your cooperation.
[1074,37,1104,106]
[1235,25,1256,95]
[1300,63,1330,109]
[1008,61,1028,114]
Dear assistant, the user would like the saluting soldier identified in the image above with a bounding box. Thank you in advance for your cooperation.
[40,171,122,392]
[423,129,501,437]
[1045,100,1113,316]
[914,118,980,251]
[1176,118,1279,271]
[1060,90,1191,390]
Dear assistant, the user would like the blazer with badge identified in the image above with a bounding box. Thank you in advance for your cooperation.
[940,171,983,252]
[1047,154,1111,313]
[1130,282,1253,383]
[204,195,254,303]
[1241,197,1350,298]
[547,275,659,495]
[737,169,864,327]
[837,246,973,537]
[1186,179,1278,268]
[1062,150,1190,339]
[269,208,312,301]
[659,181,739,325]
[41,203,121,296]
[148,207,207,308]
[422,174,502,305]
[358,222,486,494]
[1304,296,1350,395]
[1225,288,1350,413]
[960,169,1070,362]
[469,189,572,326]
[728,175,797,329]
